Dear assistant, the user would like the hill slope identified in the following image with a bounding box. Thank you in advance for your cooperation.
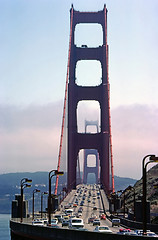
[124,164,158,216]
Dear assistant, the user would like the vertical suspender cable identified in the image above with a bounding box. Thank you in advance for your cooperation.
[104,6,115,193]
[54,7,74,195]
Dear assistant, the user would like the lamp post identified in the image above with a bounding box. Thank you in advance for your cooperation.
[32,189,40,220]
[126,185,136,220]
[122,186,133,218]
[41,192,48,218]
[48,170,64,225]
[142,154,158,235]
[20,178,32,223]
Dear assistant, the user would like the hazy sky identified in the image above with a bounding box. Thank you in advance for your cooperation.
[0,0,158,180]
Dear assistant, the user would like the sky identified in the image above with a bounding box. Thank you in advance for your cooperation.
[0,0,158,180]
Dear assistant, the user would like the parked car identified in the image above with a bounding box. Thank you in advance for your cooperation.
[112,218,120,227]
[94,226,112,233]
[93,219,100,226]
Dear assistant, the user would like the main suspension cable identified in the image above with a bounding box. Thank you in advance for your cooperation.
[54,7,74,195]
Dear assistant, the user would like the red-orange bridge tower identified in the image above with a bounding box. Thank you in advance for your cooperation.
[67,5,114,194]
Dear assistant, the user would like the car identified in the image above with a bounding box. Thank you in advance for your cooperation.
[93,206,97,210]
[50,218,58,226]
[117,229,131,235]
[54,214,63,223]
[94,226,112,234]
[62,219,69,227]
[69,218,84,229]
[134,229,158,237]
[64,205,70,209]
[124,231,138,236]
[78,213,82,217]
[63,215,69,221]
[100,214,106,220]
[73,203,77,207]
[146,232,158,237]
[32,219,44,226]
[65,208,73,216]
[112,218,120,227]
[88,217,96,224]
[78,207,83,211]
[93,219,100,226]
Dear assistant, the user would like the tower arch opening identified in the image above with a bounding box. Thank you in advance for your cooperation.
[87,154,96,167]
[76,60,102,86]
[77,100,101,133]
[75,23,103,48]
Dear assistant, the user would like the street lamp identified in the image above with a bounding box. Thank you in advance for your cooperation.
[122,186,134,218]
[142,154,158,235]
[126,185,136,220]
[20,178,32,222]
[41,192,48,218]
[48,170,64,225]
[32,189,40,220]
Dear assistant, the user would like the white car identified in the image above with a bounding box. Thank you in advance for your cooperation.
[32,219,44,226]
[69,218,84,229]
[146,232,158,237]
[94,226,112,234]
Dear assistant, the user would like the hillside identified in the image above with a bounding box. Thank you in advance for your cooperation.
[0,171,137,214]
[123,164,158,219]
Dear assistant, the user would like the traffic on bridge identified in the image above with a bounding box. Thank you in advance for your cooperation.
[31,184,157,237]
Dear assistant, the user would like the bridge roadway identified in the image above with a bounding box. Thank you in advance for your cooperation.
[55,184,120,234]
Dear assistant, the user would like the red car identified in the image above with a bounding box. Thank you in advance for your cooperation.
[119,229,131,233]
[100,214,106,220]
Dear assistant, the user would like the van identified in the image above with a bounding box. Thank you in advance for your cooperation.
[112,218,120,227]
[69,218,84,229]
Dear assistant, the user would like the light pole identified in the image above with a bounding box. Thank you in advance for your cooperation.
[41,192,48,218]
[125,185,136,220]
[122,186,133,218]
[142,154,158,235]
[20,178,32,222]
[32,189,40,220]
[48,170,64,225]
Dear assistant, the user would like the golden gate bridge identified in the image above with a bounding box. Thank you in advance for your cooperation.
[54,4,114,196]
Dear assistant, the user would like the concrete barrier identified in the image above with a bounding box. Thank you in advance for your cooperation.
[10,220,151,240]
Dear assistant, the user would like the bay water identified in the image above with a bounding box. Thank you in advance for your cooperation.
[0,214,11,240]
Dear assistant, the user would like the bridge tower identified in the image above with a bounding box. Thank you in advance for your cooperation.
[83,121,99,184]
[68,5,114,193]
